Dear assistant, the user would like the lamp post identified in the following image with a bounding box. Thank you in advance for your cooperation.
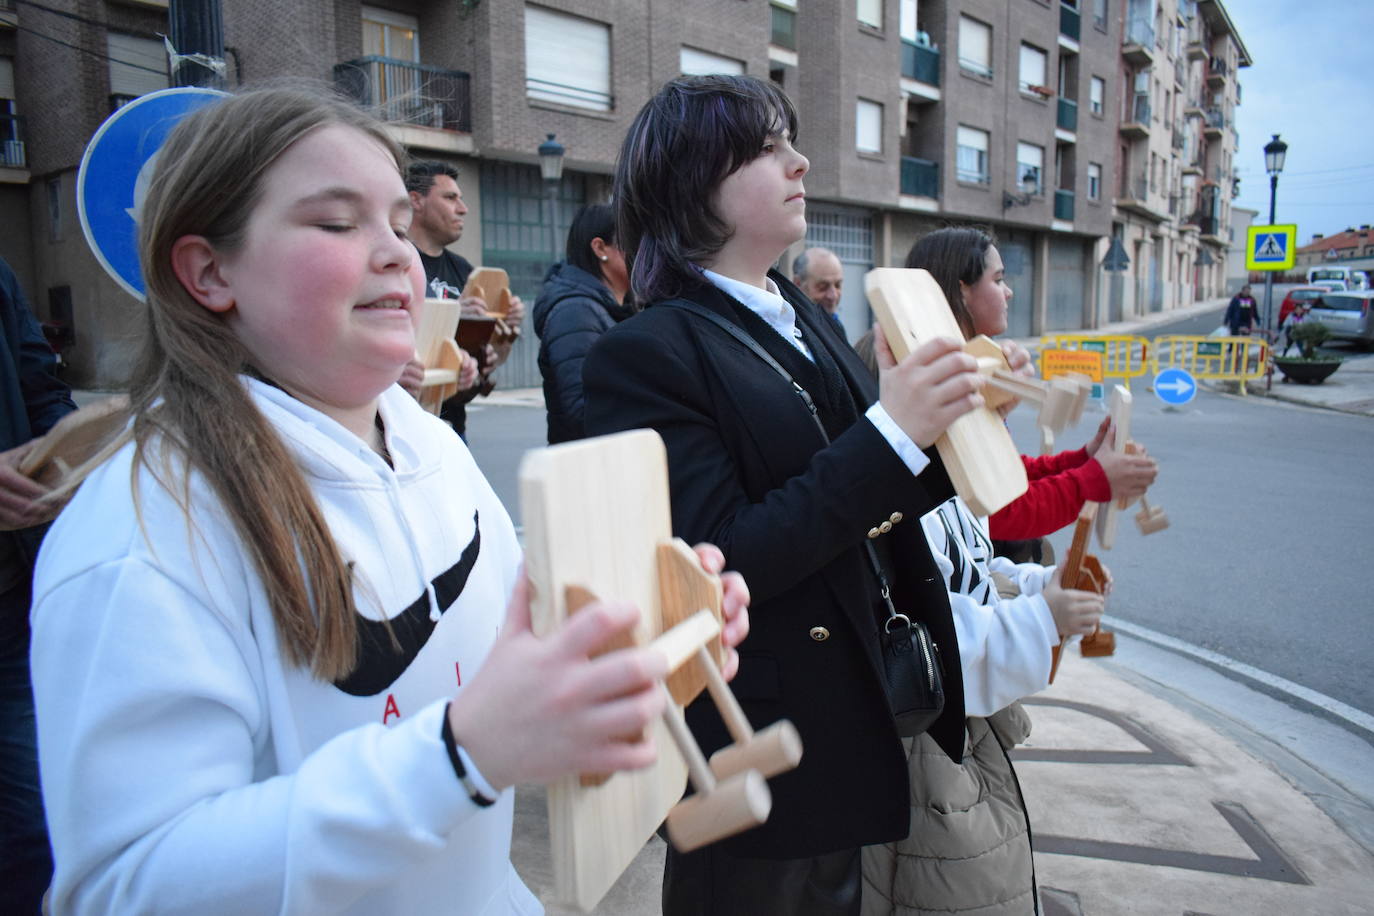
[1262,133,1288,331]
[538,133,566,270]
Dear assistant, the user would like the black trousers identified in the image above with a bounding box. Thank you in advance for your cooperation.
[662,842,861,916]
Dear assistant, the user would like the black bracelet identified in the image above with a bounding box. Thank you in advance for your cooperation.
[441,702,496,808]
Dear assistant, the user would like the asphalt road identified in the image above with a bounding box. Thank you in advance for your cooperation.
[1006,384,1374,720]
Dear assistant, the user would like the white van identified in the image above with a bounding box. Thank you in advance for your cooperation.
[1306,266,1369,290]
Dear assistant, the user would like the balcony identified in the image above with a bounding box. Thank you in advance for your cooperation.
[900,156,939,198]
[1116,174,1162,220]
[1185,19,1208,59]
[334,56,472,133]
[1182,154,1203,176]
[1,113,26,170]
[1203,108,1226,138]
[1057,97,1078,132]
[1059,3,1080,42]
[901,40,940,88]
[1206,56,1228,87]
[1120,94,1151,138]
[1172,127,1186,150]
[1054,188,1074,221]
[1123,17,1154,65]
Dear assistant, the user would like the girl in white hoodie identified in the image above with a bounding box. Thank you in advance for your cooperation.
[29,87,747,915]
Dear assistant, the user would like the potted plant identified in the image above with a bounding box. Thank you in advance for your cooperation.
[1273,320,1342,384]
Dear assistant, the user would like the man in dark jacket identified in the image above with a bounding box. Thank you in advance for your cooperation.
[1,256,75,914]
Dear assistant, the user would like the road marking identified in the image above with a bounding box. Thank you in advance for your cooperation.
[1104,615,1374,734]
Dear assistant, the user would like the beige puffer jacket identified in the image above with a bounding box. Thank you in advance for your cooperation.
[861,705,1035,915]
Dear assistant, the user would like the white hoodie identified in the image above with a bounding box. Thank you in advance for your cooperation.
[919,495,1060,717]
[30,380,539,915]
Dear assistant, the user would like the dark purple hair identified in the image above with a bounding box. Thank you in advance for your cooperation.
[614,74,799,304]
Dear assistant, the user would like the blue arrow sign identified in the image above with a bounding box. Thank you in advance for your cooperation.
[77,87,226,301]
[1153,367,1197,406]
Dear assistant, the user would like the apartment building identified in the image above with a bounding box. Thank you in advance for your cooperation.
[1109,0,1248,319]
[1,0,1233,389]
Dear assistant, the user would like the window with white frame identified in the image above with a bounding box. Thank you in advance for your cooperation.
[1088,162,1102,200]
[956,125,990,183]
[858,0,883,29]
[899,0,917,41]
[107,33,169,105]
[1090,76,1105,115]
[1016,142,1044,194]
[958,16,992,77]
[1018,43,1048,94]
[525,5,612,111]
[362,6,420,61]
[680,47,745,76]
[856,99,883,153]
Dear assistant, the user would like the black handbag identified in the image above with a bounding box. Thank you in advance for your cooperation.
[664,299,946,738]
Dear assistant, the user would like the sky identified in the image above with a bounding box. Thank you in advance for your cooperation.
[1227,0,1374,246]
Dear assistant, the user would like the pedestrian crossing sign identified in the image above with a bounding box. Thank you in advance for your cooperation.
[1245,224,1297,271]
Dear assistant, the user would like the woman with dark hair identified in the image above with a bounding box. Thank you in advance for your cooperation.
[584,74,986,915]
[532,203,634,443]
[906,227,1156,542]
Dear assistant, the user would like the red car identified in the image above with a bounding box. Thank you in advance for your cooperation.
[1279,286,1328,327]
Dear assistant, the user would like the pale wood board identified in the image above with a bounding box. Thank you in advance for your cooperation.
[1094,385,1133,549]
[865,268,1028,516]
[414,297,461,367]
[462,266,513,318]
[19,395,129,488]
[519,430,689,912]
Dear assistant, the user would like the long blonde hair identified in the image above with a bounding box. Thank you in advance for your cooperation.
[130,87,406,681]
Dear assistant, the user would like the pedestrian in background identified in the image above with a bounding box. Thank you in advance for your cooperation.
[532,203,635,444]
[0,254,75,915]
[1225,283,1259,335]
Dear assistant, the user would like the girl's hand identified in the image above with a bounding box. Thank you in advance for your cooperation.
[1042,566,1104,637]
[873,326,984,449]
[447,573,668,791]
[999,340,1035,377]
[1085,416,1112,457]
[1095,446,1157,504]
[692,543,751,682]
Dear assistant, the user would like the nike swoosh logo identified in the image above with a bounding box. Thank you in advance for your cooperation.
[333,511,482,697]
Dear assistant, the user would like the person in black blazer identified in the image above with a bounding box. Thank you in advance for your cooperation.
[583,75,987,915]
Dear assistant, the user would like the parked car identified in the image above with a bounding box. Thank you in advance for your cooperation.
[1279,286,1330,327]
[1309,289,1374,348]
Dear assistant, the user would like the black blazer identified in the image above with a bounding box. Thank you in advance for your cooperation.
[583,272,965,859]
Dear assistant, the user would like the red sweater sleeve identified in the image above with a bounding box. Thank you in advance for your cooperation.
[1021,447,1091,481]
[988,455,1112,539]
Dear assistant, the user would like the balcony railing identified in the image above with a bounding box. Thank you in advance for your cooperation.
[900,156,939,198]
[1119,174,1148,201]
[1129,93,1151,124]
[901,40,940,85]
[1054,188,1074,221]
[1,113,26,169]
[334,56,472,133]
[1125,16,1154,48]
[1204,108,1226,130]
[1060,3,1080,41]
[1207,56,1228,79]
[1057,97,1078,132]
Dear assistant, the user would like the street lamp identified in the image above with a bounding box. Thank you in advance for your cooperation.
[1262,133,1287,330]
[538,133,566,268]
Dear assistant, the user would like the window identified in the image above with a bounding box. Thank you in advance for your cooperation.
[856,99,883,153]
[958,16,992,77]
[1088,162,1102,200]
[1018,43,1048,94]
[1090,76,1105,115]
[680,48,745,76]
[858,0,883,29]
[899,0,917,41]
[771,1,797,50]
[1016,142,1044,194]
[1093,0,1109,30]
[956,126,989,183]
[362,6,419,61]
[106,33,169,106]
[525,5,612,111]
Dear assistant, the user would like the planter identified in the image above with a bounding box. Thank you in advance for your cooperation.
[1273,357,1342,384]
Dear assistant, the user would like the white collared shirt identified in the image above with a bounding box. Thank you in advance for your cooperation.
[697,268,929,477]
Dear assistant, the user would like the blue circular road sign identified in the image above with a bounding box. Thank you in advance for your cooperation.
[77,87,226,301]
[1153,367,1197,406]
